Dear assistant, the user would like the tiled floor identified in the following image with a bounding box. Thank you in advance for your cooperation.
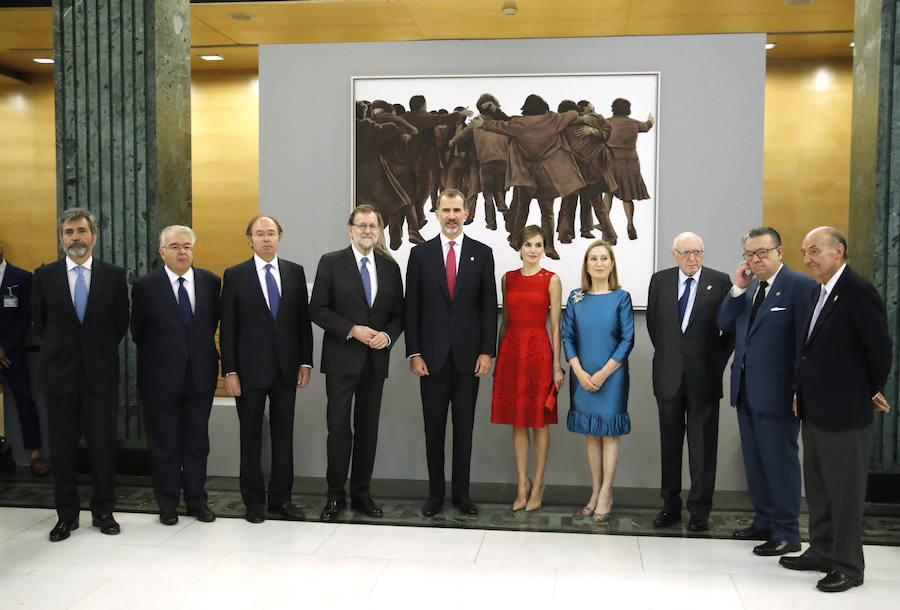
[2,506,898,609]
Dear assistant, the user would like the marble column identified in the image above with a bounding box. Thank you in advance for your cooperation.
[53,0,191,452]
[849,0,899,473]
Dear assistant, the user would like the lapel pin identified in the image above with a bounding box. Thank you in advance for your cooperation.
[470,256,475,261]
[706,285,712,291]
[776,291,782,296]
[833,294,839,302]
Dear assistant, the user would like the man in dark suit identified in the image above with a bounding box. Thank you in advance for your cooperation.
[31,208,129,541]
[780,226,892,593]
[130,226,221,526]
[0,242,49,476]
[406,188,498,517]
[717,227,816,556]
[220,215,314,523]
[309,205,404,521]
[646,232,733,532]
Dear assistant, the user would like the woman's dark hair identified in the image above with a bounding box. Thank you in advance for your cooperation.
[611,98,631,116]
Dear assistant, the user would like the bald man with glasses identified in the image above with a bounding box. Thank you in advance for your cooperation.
[647,232,734,532]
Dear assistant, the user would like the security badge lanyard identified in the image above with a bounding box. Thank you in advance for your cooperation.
[3,285,18,308]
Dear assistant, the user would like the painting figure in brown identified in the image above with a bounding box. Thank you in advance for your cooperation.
[604,97,654,241]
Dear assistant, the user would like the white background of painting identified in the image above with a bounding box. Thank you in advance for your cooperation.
[354,73,658,306]
[256,35,764,492]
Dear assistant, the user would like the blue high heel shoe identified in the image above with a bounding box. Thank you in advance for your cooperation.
[580,504,596,517]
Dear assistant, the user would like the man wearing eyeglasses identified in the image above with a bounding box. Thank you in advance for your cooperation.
[309,205,404,521]
[647,232,734,532]
[130,226,221,526]
[717,227,816,557]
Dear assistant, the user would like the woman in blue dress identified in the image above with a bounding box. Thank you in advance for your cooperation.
[562,240,634,522]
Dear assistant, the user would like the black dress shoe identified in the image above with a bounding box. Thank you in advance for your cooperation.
[452,498,478,516]
[653,510,680,528]
[187,506,216,522]
[422,498,443,517]
[267,502,305,521]
[753,540,801,556]
[91,513,120,535]
[159,508,179,526]
[351,497,383,517]
[320,496,347,522]
[779,552,829,572]
[49,519,78,542]
[686,515,709,532]
[732,524,772,541]
[817,569,863,592]
[245,505,265,524]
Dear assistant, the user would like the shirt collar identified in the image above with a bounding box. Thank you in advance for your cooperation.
[66,255,93,272]
[822,263,847,294]
[164,265,194,285]
[0,260,7,278]
[351,244,376,267]
[254,253,279,271]
[678,266,702,286]
[439,231,464,249]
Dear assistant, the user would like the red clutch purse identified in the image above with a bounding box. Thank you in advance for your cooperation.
[544,381,559,414]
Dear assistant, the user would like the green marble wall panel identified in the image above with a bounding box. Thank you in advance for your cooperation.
[852,0,900,472]
[53,0,191,450]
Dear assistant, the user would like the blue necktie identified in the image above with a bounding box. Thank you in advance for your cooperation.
[264,263,280,319]
[678,276,693,326]
[74,265,88,323]
[360,256,372,308]
[177,277,193,327]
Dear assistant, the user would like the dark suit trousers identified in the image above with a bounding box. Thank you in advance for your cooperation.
[0,355,43,451]
[325,354,384,500]
[736,381,801,542]
[235,379,296,508]
[420,359,480,502]
[141,367,213,512]
[802,420,870,578]
[45,381,118,521]
[657,379,719,517]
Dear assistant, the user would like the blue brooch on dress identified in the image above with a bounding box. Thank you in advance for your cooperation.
[572,290,585,304]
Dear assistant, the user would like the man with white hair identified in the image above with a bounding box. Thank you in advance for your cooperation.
[131,225,222,525]
[646,232,734,532]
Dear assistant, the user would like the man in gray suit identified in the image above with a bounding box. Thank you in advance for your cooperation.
[646,232,733,532]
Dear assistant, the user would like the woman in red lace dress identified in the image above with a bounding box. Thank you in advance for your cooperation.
[491,225,565,511]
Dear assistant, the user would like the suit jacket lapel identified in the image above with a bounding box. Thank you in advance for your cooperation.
[246,258,271,317]
[454,238,475,298]
[153,268,182,323]
[685,269,707,330]
[372,251,393,310]
[275,259,293,321]
[431,237,451,301]
[343,247,370,309]
[807,271,846,345]
[56,260,79,323]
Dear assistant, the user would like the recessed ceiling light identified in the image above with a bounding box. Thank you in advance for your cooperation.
[502,2,517,16]
[849,42,855,47]
[229,13,253,21]
[765,43,776,50]
[32,58,54,64]
[199,55,225,61]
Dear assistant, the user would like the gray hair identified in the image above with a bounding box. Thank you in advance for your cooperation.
[159,225,196,249]
[58,207,98,236]
[741,226,781,247]
[672,232,704,251]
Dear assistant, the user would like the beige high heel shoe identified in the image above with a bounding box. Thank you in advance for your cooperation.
[512,479,532,511]
[525,481,546,512]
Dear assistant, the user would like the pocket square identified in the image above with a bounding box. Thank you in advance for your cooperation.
[770,306,787,312]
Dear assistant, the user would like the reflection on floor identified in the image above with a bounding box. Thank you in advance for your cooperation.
[2,469,899,544]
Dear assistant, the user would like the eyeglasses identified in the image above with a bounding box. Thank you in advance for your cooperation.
[743,247,777,261]
[353,223,379,232]
[166,244,193,252]
[674,249,703,258]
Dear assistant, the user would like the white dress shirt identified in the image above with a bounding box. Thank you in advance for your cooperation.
[439,231,464,273]
[351,244,378,303]
[808,262,847,337]
[253,253,281,310]
[0,259,7,288]
[66,256,93,303]
[164,265,195,311]
[678,267,700,333]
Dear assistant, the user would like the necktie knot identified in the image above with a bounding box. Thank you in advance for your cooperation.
[75,265,84,277]
[361,257,368,268]
[265,263,272,272]
[448,240,456,248]
[178,277,185,286]
[759,280,768,289]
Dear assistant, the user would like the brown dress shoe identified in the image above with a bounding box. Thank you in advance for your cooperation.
[30,456,50,477]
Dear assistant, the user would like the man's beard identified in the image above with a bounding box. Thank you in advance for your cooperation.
[64,242,90,258]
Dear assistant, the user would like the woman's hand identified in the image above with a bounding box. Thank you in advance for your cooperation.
[553,367,566,390]
[590,370,608,389]
[575,369,599,392]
